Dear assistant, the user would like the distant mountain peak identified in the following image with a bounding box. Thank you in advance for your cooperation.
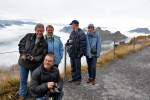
[60,26,127,42]
[0,19,36,29]
[129,28,150,34]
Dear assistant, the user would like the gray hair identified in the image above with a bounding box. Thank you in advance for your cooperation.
[35,23,44,30]
[46,25,54,30]
[88,24,95,29]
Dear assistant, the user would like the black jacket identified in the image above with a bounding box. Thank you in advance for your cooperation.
[18,33,48,71]
[30,65,63,98]
[67,28,86,58]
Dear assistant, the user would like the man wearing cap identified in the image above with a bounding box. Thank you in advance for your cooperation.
[66,20,86,83]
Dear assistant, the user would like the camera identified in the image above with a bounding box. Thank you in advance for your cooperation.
[53,83,61,93]
[49,83,61,94]
[26,54,33,61]
[65,39,73,46]
[20,54,33,61]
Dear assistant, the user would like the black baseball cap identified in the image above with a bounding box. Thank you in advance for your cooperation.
[70,20,79,25]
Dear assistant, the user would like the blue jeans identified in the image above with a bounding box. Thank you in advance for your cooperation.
[36,91,64,100]
[19,64,31,97]
[86,57,97,79]
[70,58,81,81]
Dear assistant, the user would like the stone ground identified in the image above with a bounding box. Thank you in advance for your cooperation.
[63,47,150,100]
[26,46,150,100]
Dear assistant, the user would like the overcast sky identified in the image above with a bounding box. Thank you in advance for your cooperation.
[0,0,149,28]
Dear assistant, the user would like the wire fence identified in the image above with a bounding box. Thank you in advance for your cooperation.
[0,51,18,55]
[0,36,149,65]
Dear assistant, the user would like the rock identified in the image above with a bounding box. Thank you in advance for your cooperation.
[129,28,150,34]
[112,31,128,42]
[96,27,127,42]
[60,26,72,33]
[60,26,127,42]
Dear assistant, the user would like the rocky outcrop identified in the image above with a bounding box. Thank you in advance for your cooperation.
[129,28,150,34]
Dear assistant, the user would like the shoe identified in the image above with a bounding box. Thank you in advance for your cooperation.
[68,79,75,83]
[18,96,25,100]
[74,80,81,85]
[91,79,96,85]
[68,79,81,84]
[86,78,92,83]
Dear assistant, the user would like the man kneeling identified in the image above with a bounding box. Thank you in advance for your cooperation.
[30,53,63,100]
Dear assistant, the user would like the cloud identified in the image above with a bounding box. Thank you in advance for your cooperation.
[0,0,149,26]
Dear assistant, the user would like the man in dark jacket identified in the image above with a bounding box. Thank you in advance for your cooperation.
[66,20,86,83]
[18,23,48,100]
[30,53,63,100]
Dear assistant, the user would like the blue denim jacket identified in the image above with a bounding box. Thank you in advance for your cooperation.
[45,34,64,65]
[86,32,101,58]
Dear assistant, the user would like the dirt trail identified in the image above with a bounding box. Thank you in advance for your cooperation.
[63,47,150,100]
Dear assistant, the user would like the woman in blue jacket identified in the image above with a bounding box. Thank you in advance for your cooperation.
[86,24,101,85]
[45,25,64,68]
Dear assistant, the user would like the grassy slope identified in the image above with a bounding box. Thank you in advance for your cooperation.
[0,71,19,100]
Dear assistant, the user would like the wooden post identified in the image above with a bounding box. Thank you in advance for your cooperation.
[64,45,67,81]
[113,40,116,59]
[133,37,136,51]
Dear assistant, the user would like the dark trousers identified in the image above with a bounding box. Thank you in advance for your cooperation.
[86,57,97,79]
[70,57,81,81]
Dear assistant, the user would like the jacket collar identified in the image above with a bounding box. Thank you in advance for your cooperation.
[33,33,44,41]
[45,34,55,40]
[87,31,97,37]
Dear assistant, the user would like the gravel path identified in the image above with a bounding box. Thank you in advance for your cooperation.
[63,46,150,100]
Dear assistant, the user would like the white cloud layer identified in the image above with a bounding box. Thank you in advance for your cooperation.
[0,0,149,27]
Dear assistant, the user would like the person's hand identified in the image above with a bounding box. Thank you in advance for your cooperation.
[30,55,34,61]
[49,89,55,93]
[47,82,54,89]
[20,54,26,60]
[26,54,34,61]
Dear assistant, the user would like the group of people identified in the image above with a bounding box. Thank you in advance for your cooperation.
[18,20,101,100]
